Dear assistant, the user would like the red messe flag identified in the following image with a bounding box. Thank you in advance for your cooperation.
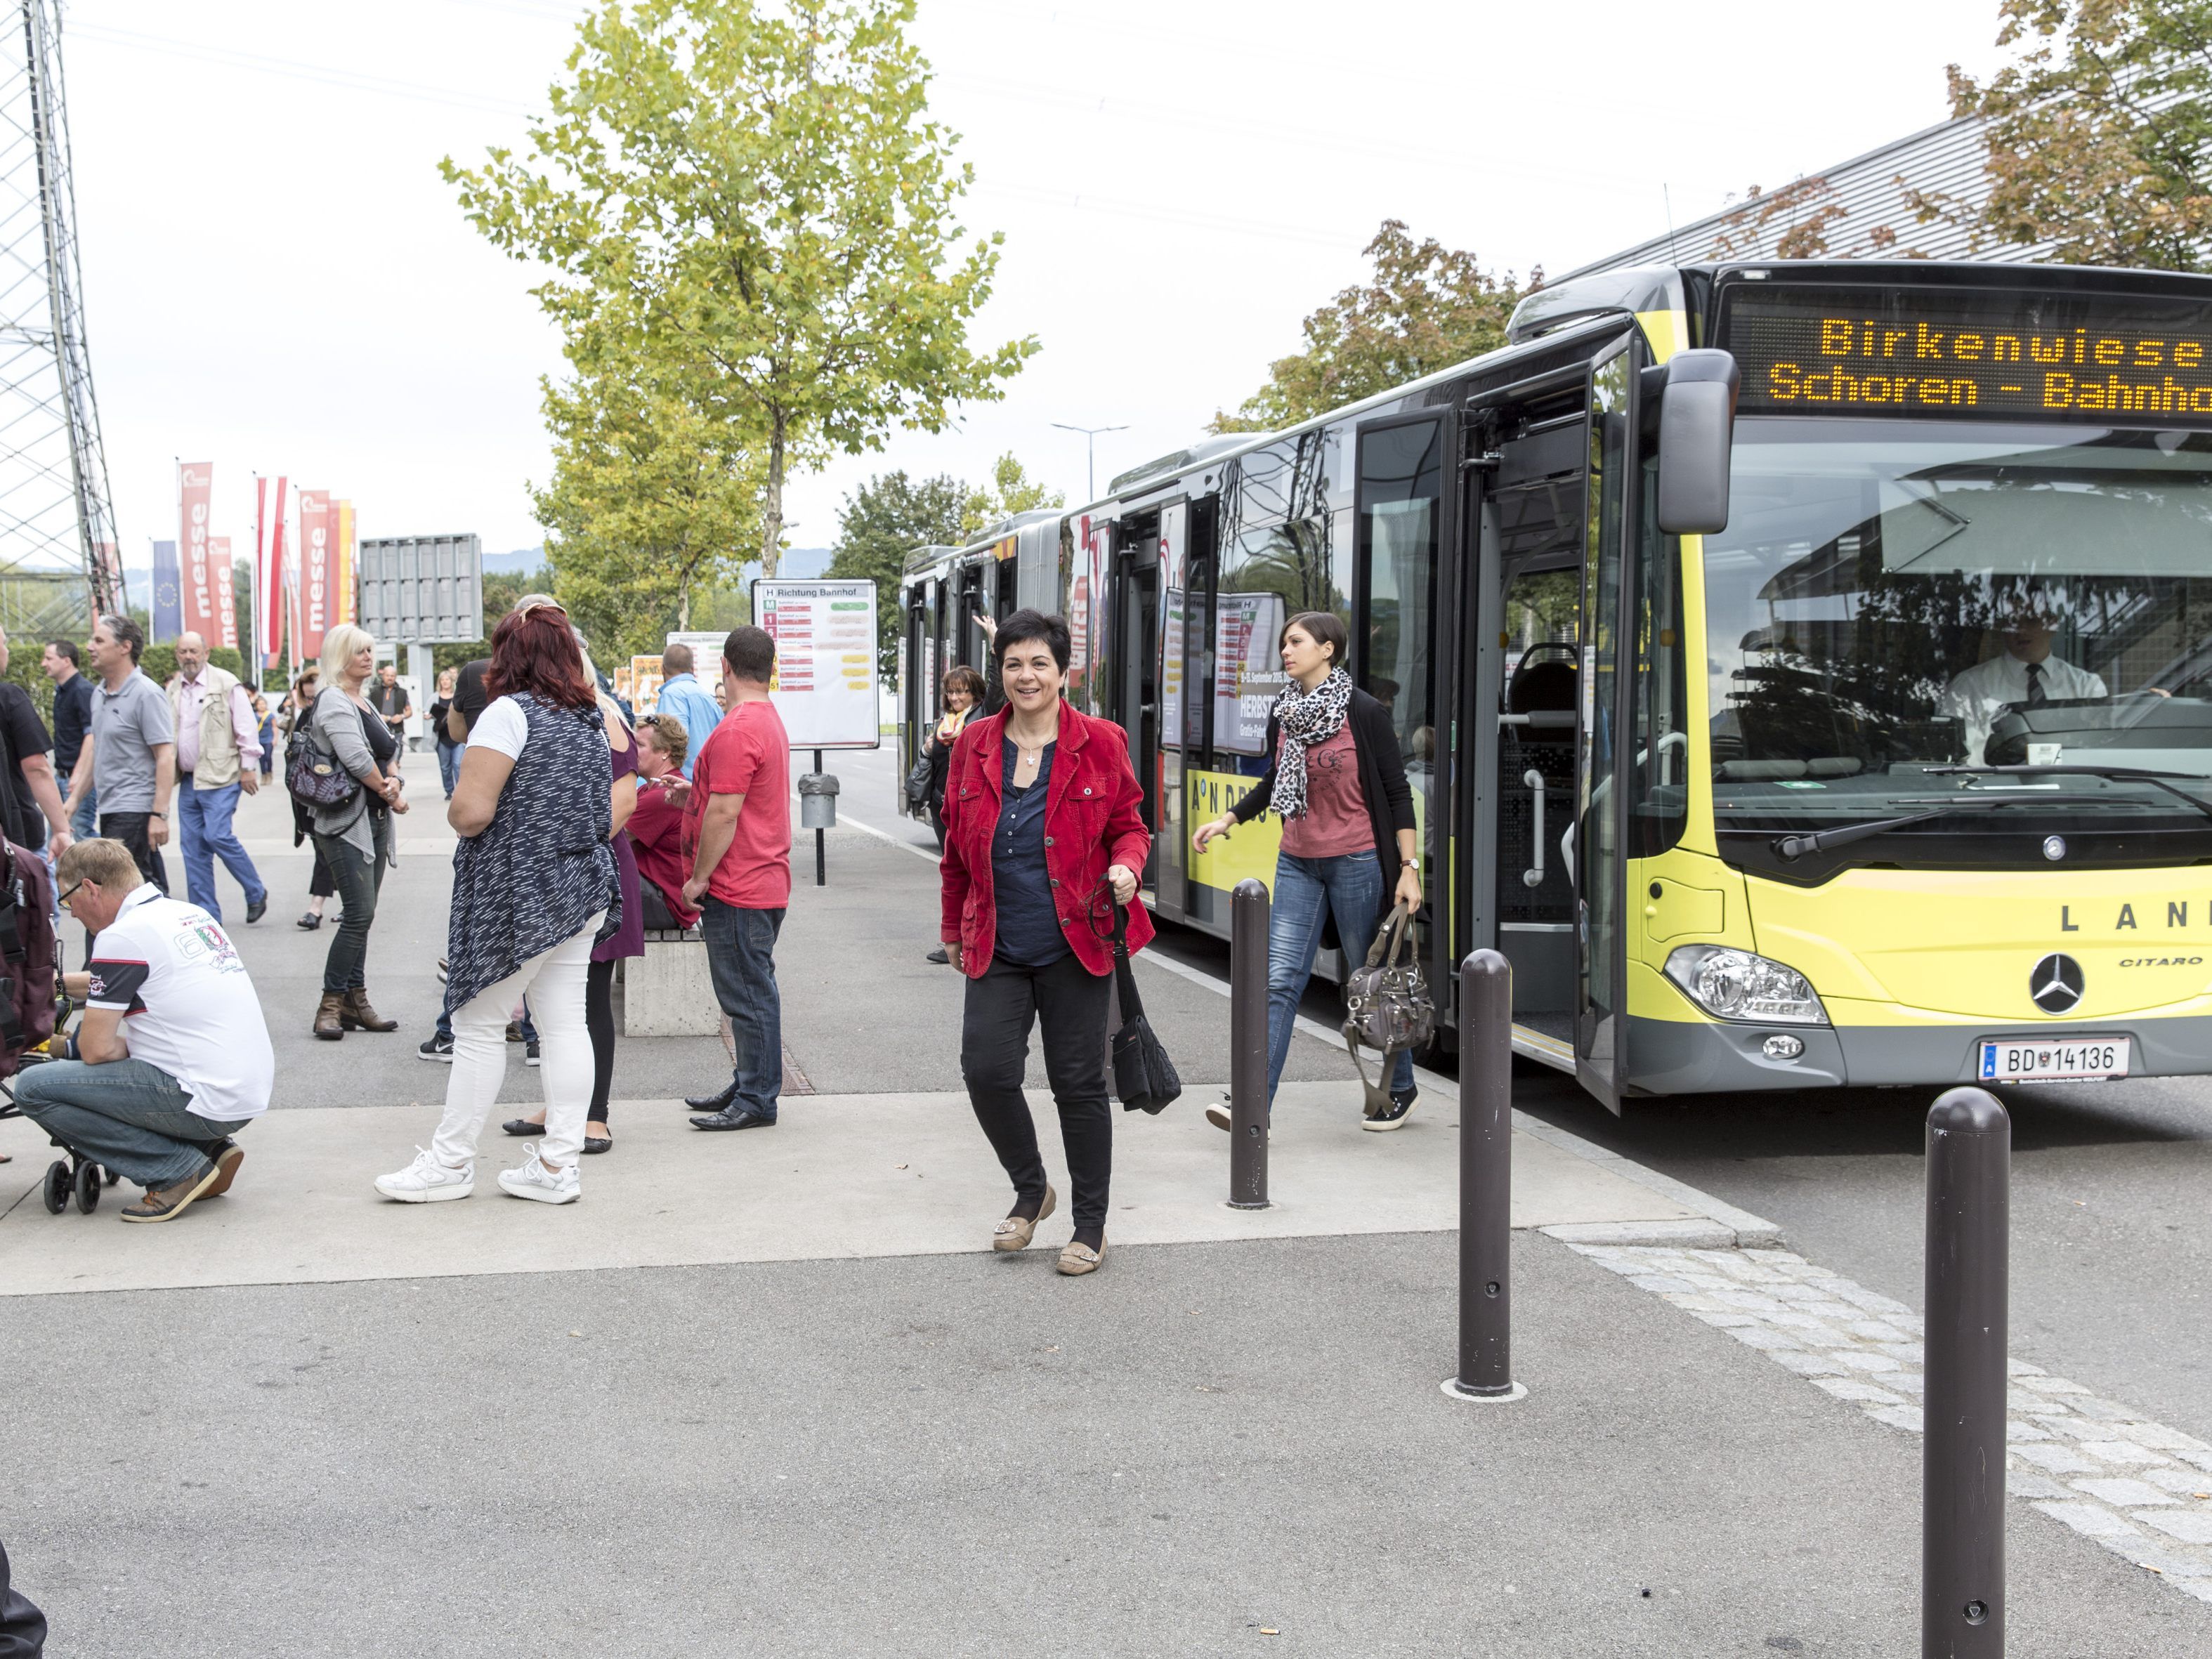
[298,490,332,661]
[178,461,218,641]
[255,476,287,663]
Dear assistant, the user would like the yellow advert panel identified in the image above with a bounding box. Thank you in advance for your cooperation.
[1186,768,1281,893]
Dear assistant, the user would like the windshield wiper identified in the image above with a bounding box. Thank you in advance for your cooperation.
[1922,763,2212,829]
[1771,801,2006,862]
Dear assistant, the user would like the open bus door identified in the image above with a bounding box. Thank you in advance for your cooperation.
[1111,520,1163,884]
[1455,330,1641,1111]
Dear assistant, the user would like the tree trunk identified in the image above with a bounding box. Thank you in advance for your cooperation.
[677,574,691,633]
[761,407,786,581]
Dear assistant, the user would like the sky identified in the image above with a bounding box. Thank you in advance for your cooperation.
[55,0,2013,585]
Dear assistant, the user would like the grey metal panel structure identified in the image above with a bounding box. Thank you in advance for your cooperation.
[1559,117,2053,282]
[357,534,483,645]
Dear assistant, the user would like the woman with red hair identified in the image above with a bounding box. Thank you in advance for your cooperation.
[375,601,621,1207]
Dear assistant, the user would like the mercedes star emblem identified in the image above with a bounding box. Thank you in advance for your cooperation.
[2030,953,2085,1014]
[2042,835,2067,862]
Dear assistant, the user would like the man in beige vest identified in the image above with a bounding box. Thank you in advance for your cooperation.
[166,632,267,925]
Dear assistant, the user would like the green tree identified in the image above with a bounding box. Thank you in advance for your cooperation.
[1212,220,1537,433]
[959,452,1064,537]
[827,469,971,674]
[1922,0,2212,268]
[535,358,761,656]
[443,0,1036,583]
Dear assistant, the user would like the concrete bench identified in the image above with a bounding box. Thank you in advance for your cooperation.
[619,927,721,1037]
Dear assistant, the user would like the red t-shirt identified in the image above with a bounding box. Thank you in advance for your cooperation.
[684,698,792,908]
[1278,723,1371,858]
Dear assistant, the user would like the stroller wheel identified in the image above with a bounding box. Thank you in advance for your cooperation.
[73,1158,101,1214]
[42,1159,69,1214]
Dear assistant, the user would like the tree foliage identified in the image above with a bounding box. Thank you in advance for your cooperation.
[1925,0,2212,268]
[443,0,1036,585]
[1212,221,1537,433]
[959,452,1064,538]
[534,354,762,656]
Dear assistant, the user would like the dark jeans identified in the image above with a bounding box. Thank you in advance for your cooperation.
[312,819,389,993]
[100,810,169,893]
[12,1056,249,1189]
[960,950,1113,1233]
[307,842,336,900]
[587,955,616,1122]
[702,899,783,1120]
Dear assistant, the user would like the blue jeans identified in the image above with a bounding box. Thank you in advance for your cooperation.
[13,1056,250,1189]
[68,782,96,840]
[176,777,266,923]
[702,898,785,1118]
[436,741,461,798]
[1266,850,1415,1103]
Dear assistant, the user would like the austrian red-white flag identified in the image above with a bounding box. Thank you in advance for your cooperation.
[298,490,332,661]
[178,461,219,641]
[254,476,287,663]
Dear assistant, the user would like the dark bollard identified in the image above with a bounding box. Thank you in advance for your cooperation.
[1444,950,1523,1403]
[1923,1086,2009,1658]
[1227,878,1270,1210]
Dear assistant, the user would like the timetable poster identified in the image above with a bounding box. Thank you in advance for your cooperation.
[754,577,881,749]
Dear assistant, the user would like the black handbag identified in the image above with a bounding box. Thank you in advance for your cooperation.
[284,701,362,811]
[905,748,934,808]
[1343,902,1434,1119]
[1108,903,1180,1115]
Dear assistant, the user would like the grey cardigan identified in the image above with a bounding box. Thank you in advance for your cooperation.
[308,685,393,865]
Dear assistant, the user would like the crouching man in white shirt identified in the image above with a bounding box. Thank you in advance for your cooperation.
[14,837,274,1222]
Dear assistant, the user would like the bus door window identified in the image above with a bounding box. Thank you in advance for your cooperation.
[1576,348,1634,1106]
[1156,501,1191,916]
[1485,411,1588,1022]
[1356,417,1444,957]
[1114,520,1163,845]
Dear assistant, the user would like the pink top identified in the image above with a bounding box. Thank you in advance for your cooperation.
[1278,724,1370,858]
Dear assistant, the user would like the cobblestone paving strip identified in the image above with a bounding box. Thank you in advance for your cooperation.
[1567,1242,2212,1608]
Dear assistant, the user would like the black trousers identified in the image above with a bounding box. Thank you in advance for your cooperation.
[587,956,617,1122]
[960,950,1113,1233]
[99,811,169,893]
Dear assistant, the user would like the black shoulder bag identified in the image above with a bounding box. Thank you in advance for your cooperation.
[1343,902,1434,1120]
[1108,903,1180,1115]
[284,699,362,811]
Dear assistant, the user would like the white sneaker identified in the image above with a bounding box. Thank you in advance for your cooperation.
[374,1147,476,1202]
[497,1146,580,1205]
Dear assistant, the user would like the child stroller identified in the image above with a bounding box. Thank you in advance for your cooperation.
[0,836,75,1207]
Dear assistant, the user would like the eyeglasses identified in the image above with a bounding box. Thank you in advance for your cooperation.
[56,879,82,911]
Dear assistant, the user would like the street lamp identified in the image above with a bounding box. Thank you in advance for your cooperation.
[1052,421,1129,502]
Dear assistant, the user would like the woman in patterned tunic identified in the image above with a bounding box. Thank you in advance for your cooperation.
[374,603,618,1206]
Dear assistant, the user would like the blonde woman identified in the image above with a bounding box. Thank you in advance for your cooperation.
[305,624,409,1040]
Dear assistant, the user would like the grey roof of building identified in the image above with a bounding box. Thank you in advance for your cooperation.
[1558,116,2051,280]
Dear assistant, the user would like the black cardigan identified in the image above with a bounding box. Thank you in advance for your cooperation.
[1228,687,1418,926]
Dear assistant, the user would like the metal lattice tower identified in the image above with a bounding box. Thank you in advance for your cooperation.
[0,0,117,633]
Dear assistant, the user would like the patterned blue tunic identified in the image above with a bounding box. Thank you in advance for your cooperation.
[443,693,618,1013]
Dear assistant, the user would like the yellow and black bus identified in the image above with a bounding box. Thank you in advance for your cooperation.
[900,260,2212,1110]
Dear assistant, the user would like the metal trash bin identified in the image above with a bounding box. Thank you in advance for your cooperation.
[797,771,839,830]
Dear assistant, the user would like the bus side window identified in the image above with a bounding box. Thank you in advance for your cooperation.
[1630,453,1689,856]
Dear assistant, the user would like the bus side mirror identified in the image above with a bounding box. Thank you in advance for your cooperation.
[1656,348,1739,536]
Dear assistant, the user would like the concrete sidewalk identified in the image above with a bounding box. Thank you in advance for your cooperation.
[0,1082,1708,1297]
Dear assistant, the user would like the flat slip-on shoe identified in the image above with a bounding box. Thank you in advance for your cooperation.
[1056,1239,1104,1276]
[502,1118,547,1138]
[991,1184,1057,1252]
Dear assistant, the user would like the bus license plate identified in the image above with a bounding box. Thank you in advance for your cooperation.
[1978,1037,2129,1082]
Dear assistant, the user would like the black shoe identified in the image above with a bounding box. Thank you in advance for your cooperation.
[1363,1089,1418,1132]
[525,1040,541,1066]
[502,1117,546,1137]
[684,1081,738,1113]
[924,945,949,964]
[691,1107,775,1132]
[246,897,268,924]
[582,1137,612,1155]
[296,912,322,931]
[417,1032,454,1062]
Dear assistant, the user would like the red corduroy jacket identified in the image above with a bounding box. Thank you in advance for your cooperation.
[938,703,1153,977]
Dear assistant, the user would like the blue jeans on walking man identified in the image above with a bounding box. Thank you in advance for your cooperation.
[176,777,266,924]
[1264,849,1415,1103]
[702,898,784,1120]
[68,782,96,841]
[13,1056,249,1190]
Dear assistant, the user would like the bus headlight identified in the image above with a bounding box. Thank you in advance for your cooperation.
[1663,945,1829,1025]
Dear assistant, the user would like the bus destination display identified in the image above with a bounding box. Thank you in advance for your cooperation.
[1722,285,2212,424]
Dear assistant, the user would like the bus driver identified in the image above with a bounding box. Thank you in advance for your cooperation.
[1939,603,2106,763]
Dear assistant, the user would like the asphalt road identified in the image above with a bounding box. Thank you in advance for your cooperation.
[837,744,2212,1455]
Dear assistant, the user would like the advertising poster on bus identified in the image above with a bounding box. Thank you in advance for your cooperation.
[1214,591,1284,755]
[753,578,880,750]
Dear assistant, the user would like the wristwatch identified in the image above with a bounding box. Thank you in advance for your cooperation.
[1403,858,1421,872]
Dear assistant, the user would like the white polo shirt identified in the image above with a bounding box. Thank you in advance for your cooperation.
[85,884,275,1122]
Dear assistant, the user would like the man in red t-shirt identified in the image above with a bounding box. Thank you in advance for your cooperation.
[681,625,792,1130]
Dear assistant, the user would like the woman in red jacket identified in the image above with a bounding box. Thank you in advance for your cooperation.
[940,609,1151,1276]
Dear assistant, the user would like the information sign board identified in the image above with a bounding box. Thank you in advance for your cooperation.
[358,534,483,645]
[752,578,880,750]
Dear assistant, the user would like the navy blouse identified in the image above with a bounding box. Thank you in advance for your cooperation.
[991,737,1067,966]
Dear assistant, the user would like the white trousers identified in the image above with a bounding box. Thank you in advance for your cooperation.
[431,914,603,1169]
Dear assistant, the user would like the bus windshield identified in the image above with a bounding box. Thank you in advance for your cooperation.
[1703,417,2212,870]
